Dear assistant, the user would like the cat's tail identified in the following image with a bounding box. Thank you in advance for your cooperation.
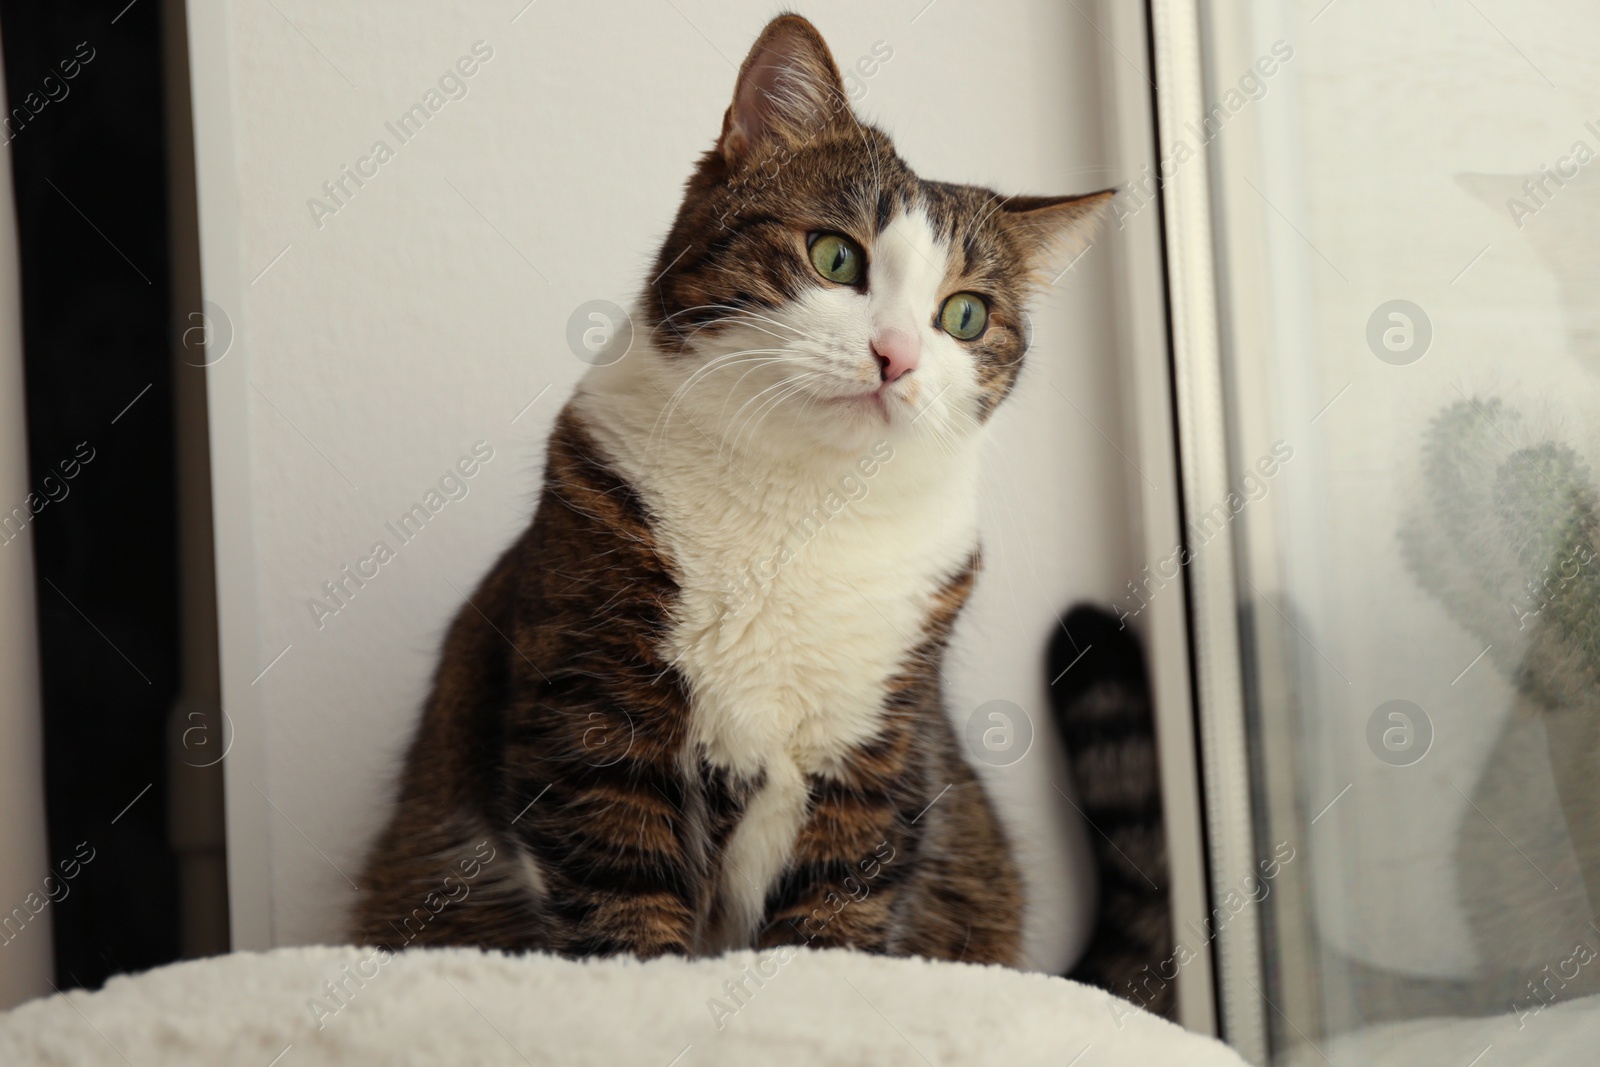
[1048,604,1175,1019]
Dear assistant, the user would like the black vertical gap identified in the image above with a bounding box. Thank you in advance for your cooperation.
[1,1,181,989]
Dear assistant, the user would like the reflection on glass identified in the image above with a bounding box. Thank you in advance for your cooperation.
[1196,2,1600,1062]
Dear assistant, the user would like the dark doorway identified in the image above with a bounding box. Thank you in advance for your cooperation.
[2,0,182,990]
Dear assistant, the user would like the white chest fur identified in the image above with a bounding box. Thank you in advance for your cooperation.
[675,451,978,775]
[571,370,983,944]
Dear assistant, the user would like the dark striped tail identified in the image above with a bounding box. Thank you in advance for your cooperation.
[1048,604,1174,1019]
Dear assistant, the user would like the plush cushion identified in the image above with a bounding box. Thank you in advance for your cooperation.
[0,944,1246,1065]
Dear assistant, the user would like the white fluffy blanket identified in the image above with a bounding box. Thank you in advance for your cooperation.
[0,945,1245,1066]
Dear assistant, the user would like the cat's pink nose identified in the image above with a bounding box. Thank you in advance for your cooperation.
[872,329,920,383]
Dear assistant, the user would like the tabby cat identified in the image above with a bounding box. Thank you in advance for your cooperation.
[354,13,1111,966]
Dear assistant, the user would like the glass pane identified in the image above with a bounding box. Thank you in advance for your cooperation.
[1199,2,1600,1062]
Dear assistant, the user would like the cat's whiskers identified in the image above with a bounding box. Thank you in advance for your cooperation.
[649,348,801,452]
[724,373,811,451]
[681,317,806,347]
[917,410,962,463]
[649,349,771,446]
[655,348,788,416]
[794,376,829,429]
[715,355,819,427]
[727,371,827,454]
[657,305,813,346]
[913,393,980,463]
[745,374,832,453]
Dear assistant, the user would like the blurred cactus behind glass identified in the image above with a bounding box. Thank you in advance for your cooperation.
[1400,398,1600,703]
[1399,397,1600,1002]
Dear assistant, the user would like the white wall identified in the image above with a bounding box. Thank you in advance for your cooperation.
[0,34,54,1010]
[191,0,1136,974]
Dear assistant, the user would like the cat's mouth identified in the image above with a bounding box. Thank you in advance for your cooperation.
[823,386,894,421]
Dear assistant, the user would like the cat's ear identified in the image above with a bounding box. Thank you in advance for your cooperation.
[1001,190,1118,277]
[717,15,850,165]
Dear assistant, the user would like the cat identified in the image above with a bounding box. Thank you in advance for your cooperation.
[353,13,1111,966]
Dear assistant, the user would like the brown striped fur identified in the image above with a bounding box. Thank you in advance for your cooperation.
[354,410,1017,962]
[1050,606,1174,1017]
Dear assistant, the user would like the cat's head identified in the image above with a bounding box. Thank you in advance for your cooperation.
[640,14,1111,457]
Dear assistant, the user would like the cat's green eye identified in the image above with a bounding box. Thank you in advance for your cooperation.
[939,292,988,340]
[809,233,864,285]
